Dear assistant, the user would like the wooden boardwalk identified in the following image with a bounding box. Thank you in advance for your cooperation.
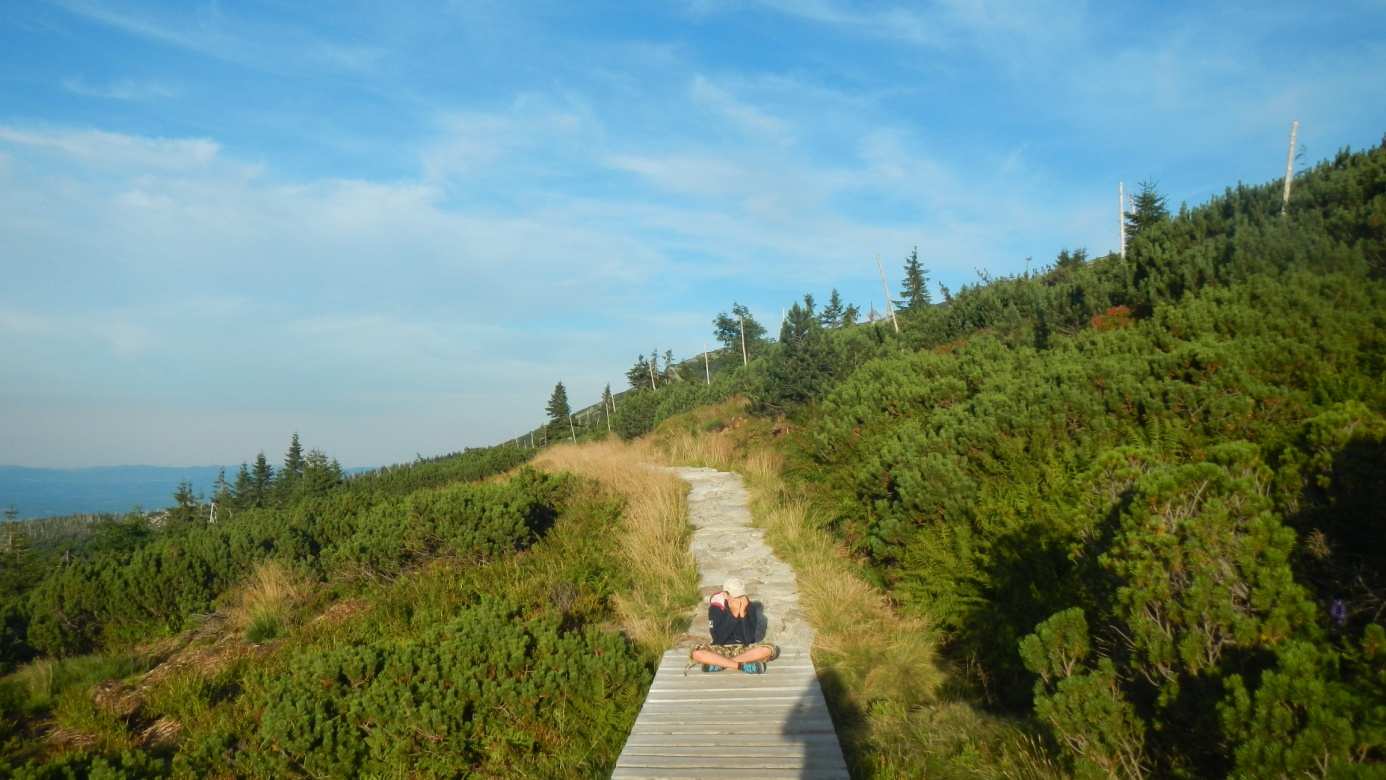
[612,468,849,779]
[612,648,848,779]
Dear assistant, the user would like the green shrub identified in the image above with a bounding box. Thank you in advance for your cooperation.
[251,599,647,777]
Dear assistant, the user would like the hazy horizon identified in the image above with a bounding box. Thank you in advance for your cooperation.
[3,1,1385,467]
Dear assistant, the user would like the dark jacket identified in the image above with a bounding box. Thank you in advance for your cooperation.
[708,600,759,645]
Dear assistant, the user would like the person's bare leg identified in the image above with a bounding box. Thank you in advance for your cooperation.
[731,645,774,665]
[691,648,738,669]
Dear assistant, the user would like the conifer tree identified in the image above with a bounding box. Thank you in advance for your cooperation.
[820,289,845,327]
[282,433,305,484]
[170,480,199,525]
[626,355,651,390]
[841,303,860,326]
[212,468,232,507]
[233,464,252,509]
[301,449,342,495]
[897,246,932,311]
[252,452,273,507]
[662,349,678,382]
[764,302,833,411]
[546,382,572,428]
[1126,180,1170,241]
[802,293,816,316]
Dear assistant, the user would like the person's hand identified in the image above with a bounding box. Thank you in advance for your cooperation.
[728,595,749,619]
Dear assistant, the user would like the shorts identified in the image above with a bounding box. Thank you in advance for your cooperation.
[688,641,778,662]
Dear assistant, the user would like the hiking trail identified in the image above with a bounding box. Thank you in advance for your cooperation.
[611,467,850,779]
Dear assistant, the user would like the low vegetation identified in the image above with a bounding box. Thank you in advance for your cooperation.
[0,445,666,776]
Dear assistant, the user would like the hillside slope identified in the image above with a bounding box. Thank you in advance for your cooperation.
[581,139,1386,778]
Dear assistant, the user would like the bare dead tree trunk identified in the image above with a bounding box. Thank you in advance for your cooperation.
[1282,119,1299,216]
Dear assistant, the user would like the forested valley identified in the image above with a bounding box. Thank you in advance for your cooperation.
[2,138,1383,777]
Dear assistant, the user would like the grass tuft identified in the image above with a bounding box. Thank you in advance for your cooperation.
[228,559,310,644]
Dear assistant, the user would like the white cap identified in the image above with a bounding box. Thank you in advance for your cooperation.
[723,577,747,598]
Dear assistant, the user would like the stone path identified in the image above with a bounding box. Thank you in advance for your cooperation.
[611,467,849,779]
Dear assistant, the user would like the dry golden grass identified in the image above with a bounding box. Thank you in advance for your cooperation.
[227,559,310,642]
[750,494,942,706]
[533,438,698,654]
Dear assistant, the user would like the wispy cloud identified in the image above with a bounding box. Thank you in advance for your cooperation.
[0,125,218,168]
[690,75,793,142]
[62,76,178,100]
[749,0,945,46]
[51,0,384,75]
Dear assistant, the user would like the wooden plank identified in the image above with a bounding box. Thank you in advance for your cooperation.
[645,692,826,701]
[629,724,838,737]
[617,754,810,769]
[647,681,818,693]
[612,768,847,780]
[647,685,819,696]
[629,721,836,733]
[621,733,842,747]
[621,745,846,758]
[628,708,836,722]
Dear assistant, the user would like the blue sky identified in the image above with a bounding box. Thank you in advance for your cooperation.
[2,1,1384,468]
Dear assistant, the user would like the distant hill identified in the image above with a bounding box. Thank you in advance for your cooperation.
[0,465,370,520]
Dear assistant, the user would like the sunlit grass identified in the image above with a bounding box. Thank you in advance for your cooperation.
[227,559,311,643]
[533,438,699,654]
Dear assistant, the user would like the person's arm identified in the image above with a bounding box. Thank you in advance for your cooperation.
[708,598,734,645]
[728,600,758,644]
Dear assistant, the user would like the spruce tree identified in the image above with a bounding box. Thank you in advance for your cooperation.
[283,433,305,484]
[820,289,845,328]
[547,381,576,444]
[546,382,572,427]
[626,355,651,390]
[252,452,273,507]
[897,246,932,311]
[764,302,832,411]
[301,449,342,496]
[233,464,252,509]
[842,303,860,326]
[170,480,199,525]
[662,349,678,382]
[1126,180,1169,241]
[212,468,232,507]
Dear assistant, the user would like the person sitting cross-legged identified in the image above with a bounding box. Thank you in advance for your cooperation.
[690,577,777,674]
